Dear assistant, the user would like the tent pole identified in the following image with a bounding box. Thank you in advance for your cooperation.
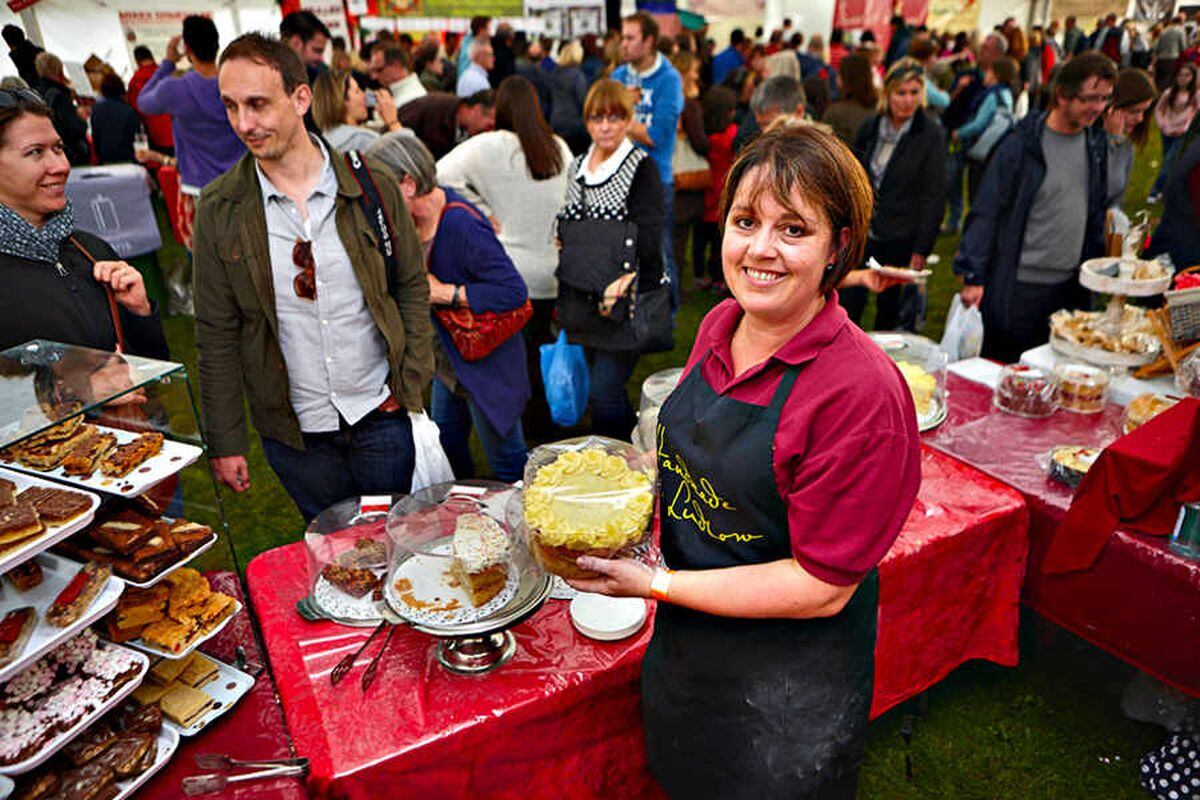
[20,7,44,48]
[230,2,244,35]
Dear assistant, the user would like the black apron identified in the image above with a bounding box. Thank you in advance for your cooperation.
[644,357,879,799]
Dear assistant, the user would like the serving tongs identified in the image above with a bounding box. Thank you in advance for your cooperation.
[182,763,309,795]
[194,753,310,771]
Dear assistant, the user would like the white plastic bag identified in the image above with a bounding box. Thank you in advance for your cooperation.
[409,411,454,491]
[940,295,984,361]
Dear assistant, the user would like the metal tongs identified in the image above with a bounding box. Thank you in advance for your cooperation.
[182,753,310,796]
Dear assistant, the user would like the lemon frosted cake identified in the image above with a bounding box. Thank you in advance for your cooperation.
[524,448,653,579]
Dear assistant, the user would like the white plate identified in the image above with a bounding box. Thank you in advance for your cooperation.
[0,644,149,775]
[116,532,219,590]
[385,541,519,627]
[0,553,125,683]
[161,656,255,738]
[1049,333,1160,367]
[869,263,933,284]
[1079,257,1173,296]
[0,426,202,499]
[123,599,242,661]
[569,593,647,641]
[113,725,179,800]
[0,468,100,576]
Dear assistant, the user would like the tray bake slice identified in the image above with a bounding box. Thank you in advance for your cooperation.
[17,485,94,525]
[99,433,164,478]
[61,429,118,477]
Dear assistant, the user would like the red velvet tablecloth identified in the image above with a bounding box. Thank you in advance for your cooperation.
[925,374,1200,697]
[138,572,307,800]
[246,447,1027,799]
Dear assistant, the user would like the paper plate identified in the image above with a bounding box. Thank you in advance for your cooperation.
[569,593,647,641]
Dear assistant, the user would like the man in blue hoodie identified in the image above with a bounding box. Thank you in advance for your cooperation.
[953,53,1115,363]
[612,12,684,308]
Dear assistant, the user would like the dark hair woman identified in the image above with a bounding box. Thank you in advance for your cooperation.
[566,123,920,798]
[822,52,879,143]
[0,90,168,358]
[1102,67,1155,209]
[436,75,571,438]
[91,73,140,165]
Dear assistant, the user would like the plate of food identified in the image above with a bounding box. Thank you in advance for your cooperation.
[0,554,124,683]
[104,568,240,660]
[1049,308,1161,367]
[132,652,255,737]
[0,421,202,499]
[0,634,148,775]
[1079,257,1173,296]
[1047,445,1102,488]
[54,508,217,589]
[7,702,178,800]
[308,536,389,625]
[0,468,99,577]
[868,258,932,284]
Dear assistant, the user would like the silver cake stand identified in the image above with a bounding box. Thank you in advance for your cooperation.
[384,480,551,674]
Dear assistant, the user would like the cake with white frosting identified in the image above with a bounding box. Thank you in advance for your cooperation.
[450,514,511,607]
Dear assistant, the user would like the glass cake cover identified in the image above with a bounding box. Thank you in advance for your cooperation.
[304,496,396,624]
[868,333,948,431]
[383,481,531,626]
[522,436,657,580]
[634,368,684,452]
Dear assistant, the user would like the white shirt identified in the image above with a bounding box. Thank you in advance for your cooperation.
[437,130,572,299]
[389,73,427,110]
[580,138,635,186]
[255,137,391,432]
[457,62,490,97]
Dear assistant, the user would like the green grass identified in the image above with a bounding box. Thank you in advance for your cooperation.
[149,131,1171,797]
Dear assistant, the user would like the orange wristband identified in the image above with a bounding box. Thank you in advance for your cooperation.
[650,568,674,602]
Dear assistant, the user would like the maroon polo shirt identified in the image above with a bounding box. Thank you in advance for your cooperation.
[681,295,922,586]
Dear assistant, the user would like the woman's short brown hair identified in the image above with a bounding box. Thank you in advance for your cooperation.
[720,124,873,295]
[583,78,633,121]
[311,69,351,132]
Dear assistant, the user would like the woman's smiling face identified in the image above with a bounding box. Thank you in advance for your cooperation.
[721,165,842,326]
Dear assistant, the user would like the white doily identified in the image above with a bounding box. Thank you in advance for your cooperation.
[385,541,518,627]
[311,574,385,623]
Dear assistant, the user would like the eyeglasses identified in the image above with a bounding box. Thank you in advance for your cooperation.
[0,88,47,110]
[293,239,316,300]
[1077,92,1114,105]
[587,113,627,125]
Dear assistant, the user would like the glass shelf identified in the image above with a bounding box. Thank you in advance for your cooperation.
[0,340,183,450]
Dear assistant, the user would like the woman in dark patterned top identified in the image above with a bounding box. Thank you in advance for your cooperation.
[556,79,664,440]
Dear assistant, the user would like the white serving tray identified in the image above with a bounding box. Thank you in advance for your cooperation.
[0,553,125,683]
[113,724,180,800]
[124,599,242,661]
[161,656,255,738]
[0,644,149,775]
[0,468,100,576]
[0,426,202,499]
[1079,257,1173,296]
[118,532,219,591]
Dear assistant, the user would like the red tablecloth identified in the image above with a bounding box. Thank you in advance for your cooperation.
[247,447,1027,799]
[138,572,307,800]
[925,373,1200,697]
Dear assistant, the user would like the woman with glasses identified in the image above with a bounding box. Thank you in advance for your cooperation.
[367,131,530,483]
[0,88,168,358]
[845,57,947,331]
[311,69,403,153]
[555,79,666,440]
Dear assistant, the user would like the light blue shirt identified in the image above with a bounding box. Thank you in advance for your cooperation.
[255,137,391,432]
[457,62,490,97]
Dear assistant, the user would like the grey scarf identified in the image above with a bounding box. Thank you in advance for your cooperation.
[0,201,76,265]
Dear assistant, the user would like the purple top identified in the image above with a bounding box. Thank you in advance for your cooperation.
[137,60,245,191]
[430,189,530,437]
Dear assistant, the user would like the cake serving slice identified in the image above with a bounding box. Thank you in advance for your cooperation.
[61,429,118,477]
[450,513,511,608]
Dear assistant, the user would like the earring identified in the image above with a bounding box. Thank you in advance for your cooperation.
[824,263,836,272]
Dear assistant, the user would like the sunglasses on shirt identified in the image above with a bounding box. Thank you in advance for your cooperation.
[293,239,316,301]
[0,88,48,109]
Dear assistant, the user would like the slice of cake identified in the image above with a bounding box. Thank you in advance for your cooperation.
[450,513,510,608]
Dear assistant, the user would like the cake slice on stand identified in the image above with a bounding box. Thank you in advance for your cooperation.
[450,513,510,607]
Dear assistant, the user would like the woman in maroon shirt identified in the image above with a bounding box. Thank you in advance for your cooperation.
[569,125,922,798]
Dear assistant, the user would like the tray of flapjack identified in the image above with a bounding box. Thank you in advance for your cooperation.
[101,568,240,660]
[0,469,99,577]
[0,420,202,499]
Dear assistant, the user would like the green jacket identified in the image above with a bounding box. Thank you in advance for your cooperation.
[192,149,434,457]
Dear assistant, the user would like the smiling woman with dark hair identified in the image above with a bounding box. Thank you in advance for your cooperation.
[567,123,921,799]
[0,90,168,357]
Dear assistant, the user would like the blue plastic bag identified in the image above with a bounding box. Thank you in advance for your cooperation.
[540,330,589,427]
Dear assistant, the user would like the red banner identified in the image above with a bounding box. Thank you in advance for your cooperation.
[6,0,41,13]
[833,0,930,53]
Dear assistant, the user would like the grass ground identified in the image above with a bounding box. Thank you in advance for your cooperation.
[151,130,1171,798]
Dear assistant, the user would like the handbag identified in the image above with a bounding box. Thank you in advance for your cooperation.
[431,202,533,361]
[672,129,712,192]
[966,104,1014,163]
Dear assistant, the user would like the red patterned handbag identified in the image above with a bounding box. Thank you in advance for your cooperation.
[434,297,533,362]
